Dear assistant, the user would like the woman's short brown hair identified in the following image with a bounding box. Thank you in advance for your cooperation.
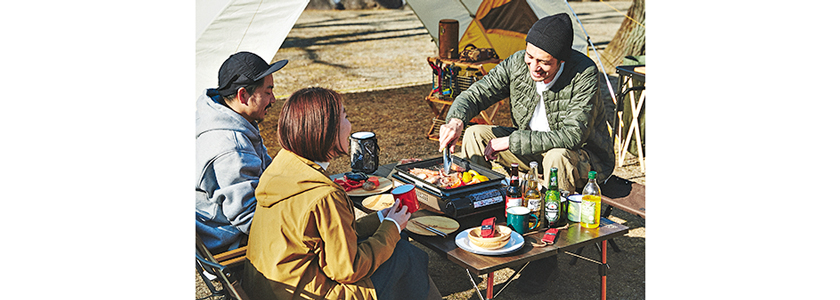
[277,87,346,162]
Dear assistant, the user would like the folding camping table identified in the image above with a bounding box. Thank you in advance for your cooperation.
[407,209,628,300]
[345,164,630,300]
[614,65,646,172]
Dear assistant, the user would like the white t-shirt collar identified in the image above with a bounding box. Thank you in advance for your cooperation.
[529,62,565,132]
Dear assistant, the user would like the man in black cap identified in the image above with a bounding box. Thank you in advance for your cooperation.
[438,13,615,293]
[196,52,288,253]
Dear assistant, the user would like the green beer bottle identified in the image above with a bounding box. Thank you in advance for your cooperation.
[544,167,566,227]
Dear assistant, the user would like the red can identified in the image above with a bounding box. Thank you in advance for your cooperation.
[391,184,419,213]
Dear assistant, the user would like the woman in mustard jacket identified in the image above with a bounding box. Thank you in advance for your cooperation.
[242,87,440,300]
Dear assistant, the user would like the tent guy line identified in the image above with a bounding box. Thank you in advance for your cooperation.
[564,0,618,116]
[597,0,644,28]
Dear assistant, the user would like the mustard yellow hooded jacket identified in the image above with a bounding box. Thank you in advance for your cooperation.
[245,149,400,300]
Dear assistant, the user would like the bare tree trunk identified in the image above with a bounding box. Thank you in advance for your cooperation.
[603,0,645,71]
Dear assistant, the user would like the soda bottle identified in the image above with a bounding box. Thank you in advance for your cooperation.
[523,161,542,230]
[580,171,602,229]
[544,167,566,227]
[505,163,523,217]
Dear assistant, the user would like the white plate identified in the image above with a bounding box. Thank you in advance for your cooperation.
[455,228,524,256]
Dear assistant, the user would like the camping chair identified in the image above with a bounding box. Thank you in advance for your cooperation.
[196,235,250,300]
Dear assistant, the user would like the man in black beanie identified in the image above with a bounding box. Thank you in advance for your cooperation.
[438,13,615,293]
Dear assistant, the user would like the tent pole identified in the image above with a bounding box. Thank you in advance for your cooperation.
[474,21,498,52]
[457,0,476,17]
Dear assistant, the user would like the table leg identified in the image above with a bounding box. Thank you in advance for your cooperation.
[616,76,646,172]
[425,99,442,117]
[617,80,635,167]
[466,269,486,300]
[569,246,585,265]
[464,262,529,300]
[615,75,629,166]
[601,240,607,300]
[608,238,621,253]
[487,272,494,299]
[628,89,645,172]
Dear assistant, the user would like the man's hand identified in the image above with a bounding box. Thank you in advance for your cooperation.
[384,199,410,230]
[483,136,510,161]
[438,118,464,153]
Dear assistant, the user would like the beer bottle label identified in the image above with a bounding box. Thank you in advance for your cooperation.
[545,202,559,222]
[527,198,540,212]
[506,196,523,208]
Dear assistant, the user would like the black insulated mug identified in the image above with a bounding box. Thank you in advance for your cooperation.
[350,132,379,174]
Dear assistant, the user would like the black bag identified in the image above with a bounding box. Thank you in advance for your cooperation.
[458,44,499,62]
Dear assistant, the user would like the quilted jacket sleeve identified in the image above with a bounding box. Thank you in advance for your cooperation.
[445,55,516,125]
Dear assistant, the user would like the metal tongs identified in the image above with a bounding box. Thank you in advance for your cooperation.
[442,146,453,175]
[411,220,448,237]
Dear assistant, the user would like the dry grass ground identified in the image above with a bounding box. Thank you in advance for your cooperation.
[198,2,644,299]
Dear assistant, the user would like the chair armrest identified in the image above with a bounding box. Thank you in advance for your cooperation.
[213,246,248,262]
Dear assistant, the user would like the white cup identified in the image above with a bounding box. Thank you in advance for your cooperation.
[567,194,582,222]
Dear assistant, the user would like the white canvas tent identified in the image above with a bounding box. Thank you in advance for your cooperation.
[405,0,587,58]
[196,0,309,99]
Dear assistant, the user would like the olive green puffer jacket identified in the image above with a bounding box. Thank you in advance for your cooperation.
[446,49,615,180]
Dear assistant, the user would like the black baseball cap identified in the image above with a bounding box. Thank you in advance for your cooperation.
[217,51,288,97]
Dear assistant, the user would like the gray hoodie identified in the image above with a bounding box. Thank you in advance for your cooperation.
[195,89,272,252]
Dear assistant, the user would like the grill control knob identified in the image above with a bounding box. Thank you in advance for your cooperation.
[444,201,457,218]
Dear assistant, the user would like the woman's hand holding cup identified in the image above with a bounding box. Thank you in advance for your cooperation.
[384,198,411,230]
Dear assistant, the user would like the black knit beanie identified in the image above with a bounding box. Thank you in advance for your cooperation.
[525,13,573,61]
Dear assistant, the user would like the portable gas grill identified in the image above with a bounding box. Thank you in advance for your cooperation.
[389,156,507,219]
